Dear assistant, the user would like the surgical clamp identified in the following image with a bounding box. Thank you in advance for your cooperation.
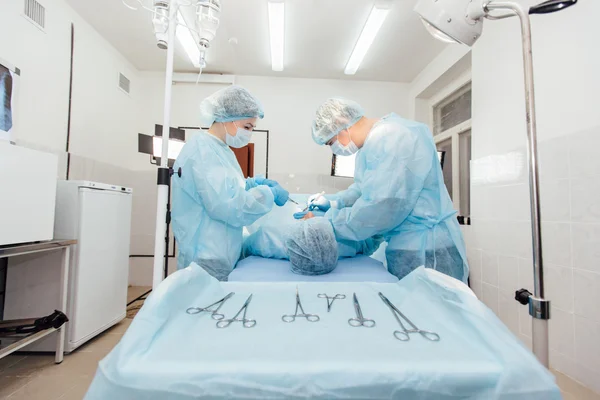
[216,294,256,328]
[318,293,346,312]
[348,293,375,327]
[302,191,326,212]
[378,292,440,341]
[186,292,234,320]
[282,287,320,322]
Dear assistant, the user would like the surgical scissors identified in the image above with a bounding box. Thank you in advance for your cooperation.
[216,294,256,328]
[348,293,375,327]
[282,287,320,322]
[186,292,234,320]
[317,293,346,312]
[378,292,440,341]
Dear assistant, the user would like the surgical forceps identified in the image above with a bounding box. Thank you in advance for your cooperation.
[186,292,234,320]
[348,293,375,327]
[216,294,256,328]
[318,293,346,312]
[378,292,440,341]
[288,198,299,205]
[282,287,320,322]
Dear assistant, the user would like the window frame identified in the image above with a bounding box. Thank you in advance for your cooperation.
[430,79,472,216]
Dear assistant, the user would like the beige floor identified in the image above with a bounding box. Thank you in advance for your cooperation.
[1,287,599,400]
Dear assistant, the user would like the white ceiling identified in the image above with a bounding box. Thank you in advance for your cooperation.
[66,0,447,82]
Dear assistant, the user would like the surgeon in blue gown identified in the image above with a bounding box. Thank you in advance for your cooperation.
[172,86,289,280]
[303,98,469,283]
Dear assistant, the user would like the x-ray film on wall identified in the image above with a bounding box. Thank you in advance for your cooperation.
[0,58,19,143]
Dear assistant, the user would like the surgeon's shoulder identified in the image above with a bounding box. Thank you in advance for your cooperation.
[367,115,417,152]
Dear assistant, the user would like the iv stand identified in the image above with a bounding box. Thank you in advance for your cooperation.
[479,0,577,367]
[153,0,177,289]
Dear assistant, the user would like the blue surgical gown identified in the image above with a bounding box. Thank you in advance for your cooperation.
[326,114,469,282]
[172,131,274,280]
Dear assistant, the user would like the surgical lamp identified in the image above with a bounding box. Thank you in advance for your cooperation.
[414,0,577,368]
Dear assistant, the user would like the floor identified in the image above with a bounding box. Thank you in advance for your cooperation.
[0,287,599,400]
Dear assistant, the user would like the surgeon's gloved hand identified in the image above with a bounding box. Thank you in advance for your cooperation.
[269,184,289,207]
[308,196,331,212]
[254,175,279,187]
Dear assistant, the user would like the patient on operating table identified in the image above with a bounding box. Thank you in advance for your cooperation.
[242,196,383,275]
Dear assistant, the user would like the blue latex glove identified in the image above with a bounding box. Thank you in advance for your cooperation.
[269,184,289,207]
[255,175,280,187]
[308,196,331,212]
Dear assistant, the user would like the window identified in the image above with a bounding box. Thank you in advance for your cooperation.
[432,82,472,218]
[331,153,356,178]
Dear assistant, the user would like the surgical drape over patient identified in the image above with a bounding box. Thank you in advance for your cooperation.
[199,85,264,127]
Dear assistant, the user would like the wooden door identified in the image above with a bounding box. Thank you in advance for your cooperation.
[230,143,254,178]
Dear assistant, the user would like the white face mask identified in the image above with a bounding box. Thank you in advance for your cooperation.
[224,122,252,148]
[331,129,359,156]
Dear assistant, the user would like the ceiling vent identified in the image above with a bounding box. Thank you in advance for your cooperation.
[118,73,131,94]
[24,0,46,31]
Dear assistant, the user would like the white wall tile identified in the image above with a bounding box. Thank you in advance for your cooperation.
[497,221,533,259]
[545,264,574,313]
[571,178,600,223]
[470,278,482,299]
[482,252,499,286]
[495,184,530,222]
[575,363,600,395]
[499,290,520,337]
[498,255,519,293]
[467,248,482,283]
[519,306,532,338]
[571,223,600,273]
[550,351,577,379]
[549,307,575,358]
[518,257,535,293]
[482,283,499,315]
[540,179,571,222]
[574,316,600,373]
[541,222,572,267]
[573,269,600,322]
[539,136,571,181]
[569,126,600,179]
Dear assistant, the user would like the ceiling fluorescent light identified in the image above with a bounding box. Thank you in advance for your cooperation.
[344,6,390,75]
[268,1,284,71]
[176,11,202,68]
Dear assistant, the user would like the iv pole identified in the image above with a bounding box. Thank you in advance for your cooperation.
[152,0,177,289]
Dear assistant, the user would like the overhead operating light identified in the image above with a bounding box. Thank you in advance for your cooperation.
[153,136,185,160]
[176,11,202,68]
[414,0,577,369]
[344,5,390,75]
[268,1,285,71]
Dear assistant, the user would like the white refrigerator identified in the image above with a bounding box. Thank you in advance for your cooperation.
[4,181,132,352]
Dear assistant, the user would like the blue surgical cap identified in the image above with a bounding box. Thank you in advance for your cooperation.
[312,97,365,145]
[286,218,338,276]
[199,85,265,127]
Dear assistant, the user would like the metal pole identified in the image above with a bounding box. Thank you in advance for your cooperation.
[152,0,177,289]
[486,1,551,367]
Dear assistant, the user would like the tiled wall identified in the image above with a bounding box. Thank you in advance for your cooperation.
[464,127,600,392]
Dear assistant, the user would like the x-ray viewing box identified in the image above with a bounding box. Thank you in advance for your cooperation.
[0,142,57,246]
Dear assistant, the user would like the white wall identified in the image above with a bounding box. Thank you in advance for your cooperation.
[467,0,600,391]
[0,0,141,178]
